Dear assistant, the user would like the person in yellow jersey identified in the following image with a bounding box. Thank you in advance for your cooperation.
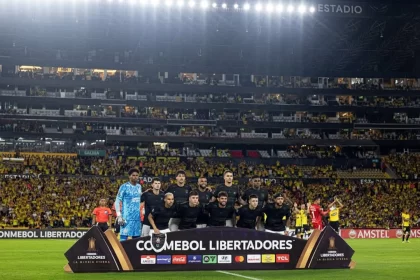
[401,208,411,243]
[329,196,344,233]
[293,202,309,239]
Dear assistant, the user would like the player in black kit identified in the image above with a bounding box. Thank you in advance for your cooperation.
[196,176,212,228]
[211,170,246,227]
[236,195,262,229]
[242,175,268,231]
[262,193,291,235]
[148,193,176,236]
[177,191,203,230]
[165,170,192,231]
[141,178,165,237]
[206,191,235,227]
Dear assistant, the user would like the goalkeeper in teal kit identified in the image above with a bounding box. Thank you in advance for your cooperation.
[115,168,142,241]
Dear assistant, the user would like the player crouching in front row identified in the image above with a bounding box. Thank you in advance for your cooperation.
[148,193,176,236]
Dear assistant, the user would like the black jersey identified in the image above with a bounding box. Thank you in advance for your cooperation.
[205,202,235,227]
[141,190,165,225]
[242,188,269,207]
[262,203,291,232]
[213,185,241,208]
[197,189,212,224]
[165,184,192,205]
[150,204,177,230]
[236,206,262,229]
[177,202,203,230]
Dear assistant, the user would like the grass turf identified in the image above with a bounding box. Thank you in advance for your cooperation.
[0,239,419,280]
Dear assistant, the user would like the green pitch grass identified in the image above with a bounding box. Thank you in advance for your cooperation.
[0,239,419,280]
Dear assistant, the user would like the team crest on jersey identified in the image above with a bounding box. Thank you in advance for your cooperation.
[150,233,168,253]
[104,211,108,215]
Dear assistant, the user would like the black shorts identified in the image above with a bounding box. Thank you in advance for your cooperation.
[329,221,339,232]
[303,225,310,232]
[97,222,109,232]
[403,226,411,234]
[114,221,120,233]
[295,226,303,234]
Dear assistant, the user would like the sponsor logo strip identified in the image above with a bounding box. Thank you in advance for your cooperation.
[172,255,187,265]
[261,254,275,263]
[276,254,290,263]
[247,254,261,264]
[203,255,217,264]
[218,255,232,264]
[156,255,171,264]
[187,255,202,264]
[140,255,156,264]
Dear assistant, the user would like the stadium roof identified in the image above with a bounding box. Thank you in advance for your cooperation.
[1,0,420,77]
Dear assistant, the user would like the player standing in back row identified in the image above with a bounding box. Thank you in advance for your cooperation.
[115,168,142,241]
[140,178,164,237]
[165,170,192,231]
[196,176,212,228]
[211,170,246,227]
[242,175,268,231]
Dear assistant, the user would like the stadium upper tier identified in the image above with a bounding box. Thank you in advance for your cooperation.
[1,71,420,97]
[0,148,395,179]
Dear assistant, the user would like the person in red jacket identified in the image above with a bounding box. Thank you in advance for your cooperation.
[92,199,112,232]
[309,198,333,230]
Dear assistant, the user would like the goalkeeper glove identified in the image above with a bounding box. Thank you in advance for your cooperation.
[116,215,125,226]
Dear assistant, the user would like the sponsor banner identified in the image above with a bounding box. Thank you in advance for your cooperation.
[141,255,156,264]
[187,255,202,264]
[1,174,42,180]
[172,255,187,265]
[64,226,355,272]
[0,152,77,157]
[0,229,88,239]
[156,255,171,264]
[218,255,232,264]
[341,228,420,239]
[78,150,106,157]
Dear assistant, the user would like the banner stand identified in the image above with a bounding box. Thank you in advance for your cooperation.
[64,226,355,273]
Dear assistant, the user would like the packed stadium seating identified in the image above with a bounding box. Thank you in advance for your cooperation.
[0,150,417,229]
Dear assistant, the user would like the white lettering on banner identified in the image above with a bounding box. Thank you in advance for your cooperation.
[317,4,363,14]
[410,229,420,238]
[320,253,345,257]
[140,177,154,183]
[77,256,106,260]
[3,174,42,180]
[136,239,294,252]
[248,178,277,185]
[0,230,86,239]
[359,229,388,239]
[343,228,420,239]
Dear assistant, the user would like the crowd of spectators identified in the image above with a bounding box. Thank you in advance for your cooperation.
[384,153,420,180]
[0,151,380,178]
[0,175,417,229]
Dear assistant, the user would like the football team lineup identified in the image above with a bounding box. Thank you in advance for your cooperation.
[0,238,418,280]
